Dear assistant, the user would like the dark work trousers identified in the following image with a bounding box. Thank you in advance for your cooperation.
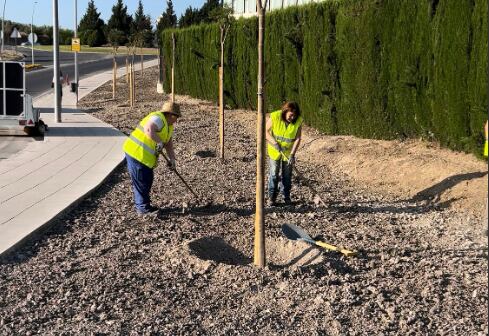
[125,154,154,213]
[268,157,293,201]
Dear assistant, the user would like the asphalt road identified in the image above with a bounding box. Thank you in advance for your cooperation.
[0,47,155,157]
[18,47,156,98]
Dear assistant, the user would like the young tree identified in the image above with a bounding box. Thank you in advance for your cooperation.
[107,0,133,45]
[107,29,124,99]
[78,0,106,47]
[209,5,234,159]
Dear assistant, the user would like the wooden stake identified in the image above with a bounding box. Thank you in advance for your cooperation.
[171,33,175,103]
[132,61,136,105]
[140,52,144,99]
[112,57,117,100]
[219,65,224,160]
[254,0,266,268]
[126,57,129,83]
[129,63,133,107]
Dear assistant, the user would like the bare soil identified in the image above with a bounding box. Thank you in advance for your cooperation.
[0,66,487,335]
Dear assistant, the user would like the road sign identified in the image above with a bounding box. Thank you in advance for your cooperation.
[71,38,81,52]
[10,28,21,39]
[28,33,38,44]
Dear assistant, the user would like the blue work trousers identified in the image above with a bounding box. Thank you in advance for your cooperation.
[125,154,154,213]
[268,157,293,201]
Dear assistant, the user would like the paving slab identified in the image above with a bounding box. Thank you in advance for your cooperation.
[0,59,159,256]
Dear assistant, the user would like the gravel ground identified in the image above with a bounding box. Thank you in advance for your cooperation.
[0,67,487,335]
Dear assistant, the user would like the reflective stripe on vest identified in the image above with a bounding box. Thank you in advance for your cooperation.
[267,110,303,161]
[123,111,174,168]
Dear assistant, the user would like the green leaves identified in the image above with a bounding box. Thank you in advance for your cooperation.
[160,0,487,155]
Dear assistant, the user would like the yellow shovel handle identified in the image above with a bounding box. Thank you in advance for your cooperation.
[315,241,357,257]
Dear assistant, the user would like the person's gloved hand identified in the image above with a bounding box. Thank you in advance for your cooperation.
[155,142,164,154]
[288,155,295,166]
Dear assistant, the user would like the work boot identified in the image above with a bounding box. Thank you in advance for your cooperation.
[138,205,159,217]
[284,197,292,206]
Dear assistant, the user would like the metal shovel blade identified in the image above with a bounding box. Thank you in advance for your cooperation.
[281,223,357,257]
[281,223,315,244]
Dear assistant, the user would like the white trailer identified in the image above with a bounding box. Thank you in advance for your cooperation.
[0,61,45,135]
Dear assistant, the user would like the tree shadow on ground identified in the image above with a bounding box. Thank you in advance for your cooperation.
[409,171,487,203]
[159,202,316,218]
[188,236,251,265]
[327,197,460,216]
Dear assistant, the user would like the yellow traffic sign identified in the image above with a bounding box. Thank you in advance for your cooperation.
[71,38,81,52]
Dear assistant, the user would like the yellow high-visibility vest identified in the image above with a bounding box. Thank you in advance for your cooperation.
[123,112,173,168]
[267,110,303,161]
[484,140,488,157]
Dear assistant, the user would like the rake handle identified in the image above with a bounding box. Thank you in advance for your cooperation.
[159,152,200,199]
[280,152,327,207]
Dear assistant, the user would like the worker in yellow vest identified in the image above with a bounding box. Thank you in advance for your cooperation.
[266,101,303,206]
[123,101,181,215]
[484,120,488,157]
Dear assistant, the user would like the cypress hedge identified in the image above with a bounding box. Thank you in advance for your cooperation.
[161,0,487,155]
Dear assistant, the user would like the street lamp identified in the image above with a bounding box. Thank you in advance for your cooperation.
[1,0,7,53]
[53,0,61,122]
[74,0,78,103]
[31,1,37,65]
[156,15,164,93]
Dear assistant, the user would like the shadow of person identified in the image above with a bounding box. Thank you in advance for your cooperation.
[188,236,251,266]
[411,171,487,203]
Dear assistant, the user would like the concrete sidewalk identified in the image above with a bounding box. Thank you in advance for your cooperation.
[0,59,159,256]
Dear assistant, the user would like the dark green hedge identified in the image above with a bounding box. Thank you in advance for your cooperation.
[161,0,488,155]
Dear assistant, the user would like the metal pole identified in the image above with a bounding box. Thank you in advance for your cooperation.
[74,0,78,104]
[31,1,36,65]
[2,0,7,53]
[53,0,61,123]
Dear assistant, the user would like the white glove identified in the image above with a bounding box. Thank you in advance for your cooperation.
[288,155,295,166]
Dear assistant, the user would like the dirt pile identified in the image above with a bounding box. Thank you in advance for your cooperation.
[0,67,486,335]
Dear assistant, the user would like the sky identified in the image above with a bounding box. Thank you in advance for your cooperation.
[4,0,208,29]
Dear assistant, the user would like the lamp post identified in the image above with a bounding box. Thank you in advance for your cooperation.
[31,1,37,65]
[53,0,61,122]
[74,0,78,103]
[156,15,164,94]
[1,0,7,53]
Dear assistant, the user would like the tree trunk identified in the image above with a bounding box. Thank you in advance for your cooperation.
[112,56,117,100]
[219,27,225,160]
[254,0,266,268]
[126,57,129,83]
[171,33,176,103]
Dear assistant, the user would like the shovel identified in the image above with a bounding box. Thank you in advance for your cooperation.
[281,223,357,257]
